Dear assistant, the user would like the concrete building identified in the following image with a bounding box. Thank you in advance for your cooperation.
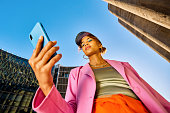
[0,49,38,113]
[54,64,77,98]
[104,0,170,62]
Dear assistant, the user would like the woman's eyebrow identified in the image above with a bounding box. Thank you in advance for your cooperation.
[82,38,90,43]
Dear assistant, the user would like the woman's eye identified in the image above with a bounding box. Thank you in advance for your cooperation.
[88,39,92,42]
[81,44,85,47]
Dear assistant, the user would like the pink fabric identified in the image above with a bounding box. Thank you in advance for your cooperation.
[32,59,170,113]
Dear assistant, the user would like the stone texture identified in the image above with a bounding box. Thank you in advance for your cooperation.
[104,0,170,62]
[119,19,170,62]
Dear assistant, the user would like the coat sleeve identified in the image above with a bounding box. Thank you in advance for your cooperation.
[32,68,79,113]
[125,62,170,111]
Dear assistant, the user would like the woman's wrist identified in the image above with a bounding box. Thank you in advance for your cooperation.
[40,83,53,96]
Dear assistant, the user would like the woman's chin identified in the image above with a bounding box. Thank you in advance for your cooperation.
[84,50,100,57]
[85,53,97,58]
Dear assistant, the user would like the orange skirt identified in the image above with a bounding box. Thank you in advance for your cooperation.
[92,94,149,113]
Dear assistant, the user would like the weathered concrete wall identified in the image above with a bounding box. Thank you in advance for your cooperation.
[104,0,170,29]
[119,19,170,62]
[104,0,170,62]
[108,4,170,53]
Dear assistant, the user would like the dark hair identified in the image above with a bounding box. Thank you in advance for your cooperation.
[75,31,94,46]
[100,47,107,54]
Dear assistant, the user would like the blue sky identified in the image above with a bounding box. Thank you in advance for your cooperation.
[0,0,169,101]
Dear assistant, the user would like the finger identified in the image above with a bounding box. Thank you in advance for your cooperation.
[45,54,62,69]
[41,46,59,65]
[36,40,57,61]
[32,36,44,58]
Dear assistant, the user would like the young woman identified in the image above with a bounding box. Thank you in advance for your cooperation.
[29,32,170,113]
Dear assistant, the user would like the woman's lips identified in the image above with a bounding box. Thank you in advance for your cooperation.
[85,46,91,50]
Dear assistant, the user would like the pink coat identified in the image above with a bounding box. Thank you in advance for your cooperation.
[32,59,170,113]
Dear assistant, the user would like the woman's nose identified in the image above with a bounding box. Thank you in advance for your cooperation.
[85,43,89,46]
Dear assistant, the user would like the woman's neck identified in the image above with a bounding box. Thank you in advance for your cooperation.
[88,54,106,66]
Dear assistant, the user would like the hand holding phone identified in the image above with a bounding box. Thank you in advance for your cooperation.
[28,22,62,96]
[29,22,57,60]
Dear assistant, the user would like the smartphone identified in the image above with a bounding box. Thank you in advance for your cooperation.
[29,22,57,62]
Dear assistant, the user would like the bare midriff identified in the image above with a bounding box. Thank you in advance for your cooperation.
[97,94,113,98]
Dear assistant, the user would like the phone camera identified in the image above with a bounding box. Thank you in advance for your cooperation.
[30,35,33,40]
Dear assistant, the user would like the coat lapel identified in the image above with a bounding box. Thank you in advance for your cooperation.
[81,63,95,80]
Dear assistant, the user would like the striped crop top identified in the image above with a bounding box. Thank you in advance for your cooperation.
[93,66,139,100]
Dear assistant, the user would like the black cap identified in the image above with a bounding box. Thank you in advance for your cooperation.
[75,31,95,46]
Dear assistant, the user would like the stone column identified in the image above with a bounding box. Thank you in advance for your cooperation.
[119,19,170,62]
[104,0,170,62]
[108,4,170,62]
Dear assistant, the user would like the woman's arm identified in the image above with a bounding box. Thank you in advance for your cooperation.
[32,69,79,113]
[28,36,61,96]
[32,83,75,113]
[29,36,76,113]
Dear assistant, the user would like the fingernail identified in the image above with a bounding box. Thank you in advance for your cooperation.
[39,36,43,39]
[53,41,57,44]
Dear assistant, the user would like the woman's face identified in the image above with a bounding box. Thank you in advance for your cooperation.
[80,36,101,57]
